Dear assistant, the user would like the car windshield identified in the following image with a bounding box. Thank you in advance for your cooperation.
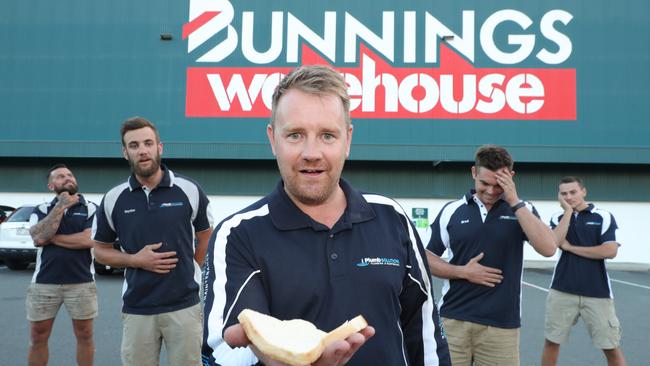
[6,206,34,223]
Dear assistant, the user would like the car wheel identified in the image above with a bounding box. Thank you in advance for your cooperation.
[5,260,29,270]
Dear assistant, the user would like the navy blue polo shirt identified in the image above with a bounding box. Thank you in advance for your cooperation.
[93,165,212,315]
[549,204,617,298]
[427,191,539,329]
[29,195,96,284]
[202,179,450,366]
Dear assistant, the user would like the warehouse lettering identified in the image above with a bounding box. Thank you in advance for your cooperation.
[204,56,544,115]
[186,45,575,119]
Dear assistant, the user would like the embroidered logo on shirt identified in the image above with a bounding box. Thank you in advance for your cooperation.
[460,219,470,224]
[356,257,400,267]
[585,221,601,226]
[124,209,136,214]
[71,212,87,216]
[160,202,183,208]
[499,215,518,220]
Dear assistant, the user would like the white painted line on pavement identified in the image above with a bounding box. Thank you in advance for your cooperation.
[611,278,650,290]
[522,281,549,292]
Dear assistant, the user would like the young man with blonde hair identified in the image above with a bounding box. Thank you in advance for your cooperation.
[202,65,451,366]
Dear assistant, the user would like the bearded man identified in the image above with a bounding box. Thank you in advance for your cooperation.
[27,164,98,366]
[93,117,214,366]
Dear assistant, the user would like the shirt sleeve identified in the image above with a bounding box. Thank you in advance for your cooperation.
[92,196,117,244]
[426,210,448,256]
[83,202,98,230]
[600,212,618,243]
[400,216,452,366]
[549,212,562,229]
[31,204,47,224]
[193,184,214,233]
[29,211,41,226]
[521,201,541,242]
[202,219,264,366]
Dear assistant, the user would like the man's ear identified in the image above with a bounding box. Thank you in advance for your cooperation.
[345,124,353,159]
[471,165,477,179]
[266,124,277,156]
[122,147,128,160]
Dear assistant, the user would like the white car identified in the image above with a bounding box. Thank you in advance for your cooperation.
[0,205,36,270]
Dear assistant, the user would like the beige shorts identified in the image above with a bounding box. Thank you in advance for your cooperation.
[442,317,520,366]
[26,282,98,322]
[121,303,202,366]
[545,289,622,349]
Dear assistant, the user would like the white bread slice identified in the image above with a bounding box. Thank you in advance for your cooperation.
[238,309,368,366]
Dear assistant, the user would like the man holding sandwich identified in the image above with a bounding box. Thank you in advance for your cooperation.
[201,65,451,365]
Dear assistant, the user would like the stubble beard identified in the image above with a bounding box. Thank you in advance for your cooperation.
[283,170,339,206]
[129,153,162,178]
[287,182,332,205]
[55,183,78,195]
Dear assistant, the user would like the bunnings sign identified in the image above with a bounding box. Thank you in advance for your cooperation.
[184,1,575,120]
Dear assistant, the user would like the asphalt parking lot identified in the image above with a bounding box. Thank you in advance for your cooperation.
[432,268,650,365]
[1,265,648,365]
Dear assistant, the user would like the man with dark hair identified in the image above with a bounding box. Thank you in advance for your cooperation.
[426,144,556,366]
[541,177,627,366]
[201,65,451,366]
[93,116,214,366]
[27,164,98,366]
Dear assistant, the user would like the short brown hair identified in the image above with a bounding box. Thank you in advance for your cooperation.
[474,145,514,171]
[120,116,160,146]
[271,65,350,127]
[559,176,584,188]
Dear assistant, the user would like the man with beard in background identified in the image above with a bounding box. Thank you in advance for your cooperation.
[27,164,98,366]
[93,117,214,366]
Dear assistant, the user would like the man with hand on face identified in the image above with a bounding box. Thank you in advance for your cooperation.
[27,164,98,366]
[541,177,627,366]
[201,65,451,366]
[93,117,214,366]
[425,145,556,366]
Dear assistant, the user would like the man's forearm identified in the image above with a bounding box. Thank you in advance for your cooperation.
[194,228,213,266]
[552,211,572,245]
[426,250,465,280]
[562,241,619,260]
[94,242,134,268]
[50,230,94,250]
[30,206,65,246]
[517,209,556,257]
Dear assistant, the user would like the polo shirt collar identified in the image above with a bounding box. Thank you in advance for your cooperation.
[128,164,174,191]
[578,203,595,214]
[268,178,375,231]
[464,189,507,209]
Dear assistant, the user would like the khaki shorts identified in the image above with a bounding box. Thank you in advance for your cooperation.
[545,289,622,349]
[26,282,98,322]
[121,303,202,366]
[442,317,520,366]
